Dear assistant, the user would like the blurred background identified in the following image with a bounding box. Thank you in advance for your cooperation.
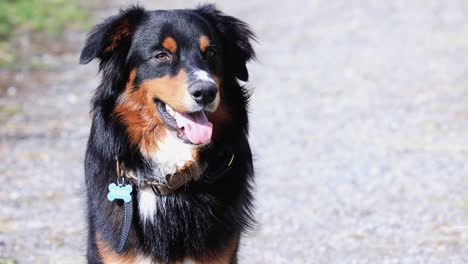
[1,0,468,263]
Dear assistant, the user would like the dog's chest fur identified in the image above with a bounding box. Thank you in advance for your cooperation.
[139,129,197,222]
[149,129,197,176]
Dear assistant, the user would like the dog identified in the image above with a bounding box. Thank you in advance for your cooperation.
[79,4,256,264]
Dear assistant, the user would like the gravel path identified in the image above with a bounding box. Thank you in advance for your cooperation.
[1,0,468,263]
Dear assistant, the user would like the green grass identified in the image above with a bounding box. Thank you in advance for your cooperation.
[0,0,90,66]
[0,258,18,264]
[0,0,89,38]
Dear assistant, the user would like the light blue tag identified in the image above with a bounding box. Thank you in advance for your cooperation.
[107,183,133,203]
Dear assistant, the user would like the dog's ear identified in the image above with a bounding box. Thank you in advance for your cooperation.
[196,4,256,82]
[79,6,146,64]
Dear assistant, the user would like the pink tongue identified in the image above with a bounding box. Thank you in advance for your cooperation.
[173,111,213,144]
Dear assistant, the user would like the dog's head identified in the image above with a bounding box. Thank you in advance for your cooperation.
[80,5,255,155]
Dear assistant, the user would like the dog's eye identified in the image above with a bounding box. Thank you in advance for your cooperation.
[155,51,170,61]
[206,48,216,58]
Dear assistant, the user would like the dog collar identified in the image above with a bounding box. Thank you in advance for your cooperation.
[115,152,235,196]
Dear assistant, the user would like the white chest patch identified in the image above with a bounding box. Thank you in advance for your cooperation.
[153,129,195,176]
[138,130,196,223]
[138,187,157,223]
[194,70,215,84]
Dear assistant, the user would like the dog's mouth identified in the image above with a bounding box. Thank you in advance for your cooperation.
[155,100,213,145]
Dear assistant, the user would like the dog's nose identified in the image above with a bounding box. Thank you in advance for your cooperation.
[189,83,217,105]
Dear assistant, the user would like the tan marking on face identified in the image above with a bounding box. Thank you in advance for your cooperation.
[114,69,167,153]
[105,19,130,52]
[140,69,192,113]
[199,35,210,52]
[96,233,137,264]
[162,36,177,53]
[195,237,239,264]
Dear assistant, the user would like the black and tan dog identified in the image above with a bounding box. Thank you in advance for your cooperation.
[80,4,255,264]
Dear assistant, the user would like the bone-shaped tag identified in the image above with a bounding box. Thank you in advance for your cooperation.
[107,183,132,203]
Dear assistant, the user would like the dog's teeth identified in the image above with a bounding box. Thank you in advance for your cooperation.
[166,104,175,116]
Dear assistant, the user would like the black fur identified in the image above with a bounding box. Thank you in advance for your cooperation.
[80,4,255,263]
